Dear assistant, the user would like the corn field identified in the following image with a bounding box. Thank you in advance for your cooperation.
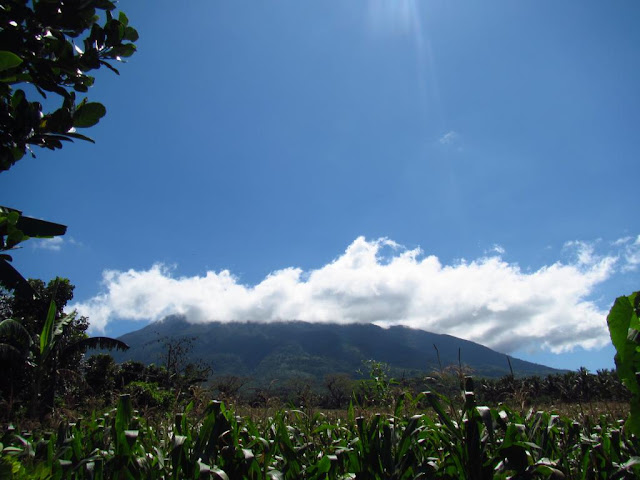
[1,379,638,480]
[1,294,638,479]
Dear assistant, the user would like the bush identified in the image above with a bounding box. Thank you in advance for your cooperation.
[124,381,173,411]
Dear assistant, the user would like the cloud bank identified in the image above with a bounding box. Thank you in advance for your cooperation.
[73,236,633,355]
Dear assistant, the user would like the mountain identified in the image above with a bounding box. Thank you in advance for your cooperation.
[108,316,561,384]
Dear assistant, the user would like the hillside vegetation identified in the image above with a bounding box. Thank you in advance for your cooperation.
[112,316,562,385]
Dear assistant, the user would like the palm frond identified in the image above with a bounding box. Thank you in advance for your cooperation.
[0,342,25,361]
[0,318,33,347]
[0,259,36,299]
[62,337,129,359]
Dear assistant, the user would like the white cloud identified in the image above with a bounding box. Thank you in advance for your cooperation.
[612,236,632,246]
[74,237,624,355]
[486,244,505,256]
[439,130,459,146]
[604,235,640,272]
[438,130,463,152]
[621,235,640,272]
[563,240,602,266]
[30,236,82,252]
[32,237,64,251]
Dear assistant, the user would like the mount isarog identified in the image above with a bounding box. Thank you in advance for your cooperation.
[109,315,562,383]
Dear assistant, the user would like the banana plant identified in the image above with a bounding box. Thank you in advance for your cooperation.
[37,294,129,416]
[0,286,129,418]
[0,316,33,417]
[607,291,640,435]
[0,206,66,298]
[0,316,33,362]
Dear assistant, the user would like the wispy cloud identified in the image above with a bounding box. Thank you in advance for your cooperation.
[563,240,601,266]
[438,131,463,152]
[617,235,640,272]
[74,236,627,355]
[486,244,505,256]
[32,237,64,251]
[439,130,459,145]
[612,236,632,246]
[30,236,82,252]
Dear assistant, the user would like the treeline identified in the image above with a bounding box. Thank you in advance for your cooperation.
[78,357,630,416]
[208,362,630,410]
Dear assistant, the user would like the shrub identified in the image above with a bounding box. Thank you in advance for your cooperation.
[124,381,173,411]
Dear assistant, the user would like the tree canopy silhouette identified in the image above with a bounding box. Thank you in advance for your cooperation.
[0,0,138,296]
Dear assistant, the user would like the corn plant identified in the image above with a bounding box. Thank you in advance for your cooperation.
[2,383,640,479]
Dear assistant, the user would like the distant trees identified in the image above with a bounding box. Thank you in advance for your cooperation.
[324,373,353,408]
[81,336,214,415]
[82,356,215,415]
[476,368,630,406]
[78,349,638,414]
[212,375,250,404]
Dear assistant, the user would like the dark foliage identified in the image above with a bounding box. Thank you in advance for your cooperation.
[0,0,137,296]
[112,317,563,387]
[0,278,127,419]
[0,0,137,171]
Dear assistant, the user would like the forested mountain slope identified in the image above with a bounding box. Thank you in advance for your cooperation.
[111,315,561,382]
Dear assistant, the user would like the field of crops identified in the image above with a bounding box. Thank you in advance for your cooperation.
[2,378,639,480]
[1,294,638,479]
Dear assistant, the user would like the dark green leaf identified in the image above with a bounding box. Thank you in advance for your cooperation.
[109,44,136,58]
[64,131,96,143]
[627,400,640,438]
[116,394,134,434]
[6,228,27,247]
[16,216,67,237]
[73,102,106,128]
[0,258,36,298]
[99,60,120,75]
[123,27,139,42]
[608,296,634,353]
[0,51,23,72]
[40,297,57,356]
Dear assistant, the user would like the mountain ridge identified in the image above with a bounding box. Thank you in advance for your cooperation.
[110,315,563,383]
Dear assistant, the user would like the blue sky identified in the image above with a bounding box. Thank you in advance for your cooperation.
[2,1,639,372]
